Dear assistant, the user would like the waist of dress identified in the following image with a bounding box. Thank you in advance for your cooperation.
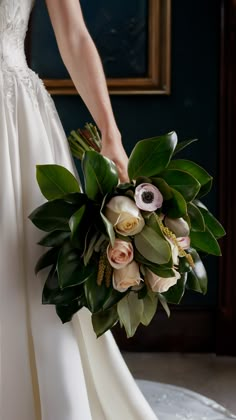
[0,40,28,69]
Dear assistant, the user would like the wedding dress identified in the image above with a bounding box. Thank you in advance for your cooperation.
[1,1,236,420]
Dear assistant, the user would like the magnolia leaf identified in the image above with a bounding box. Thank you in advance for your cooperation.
[163,188,187,218]
[102,289,127,311]
[186,248,208,294]
[187,202,205,232]
[36,164,81,200]
[134,225,171,265]
[190,228,222,256]
[100,195,115,246]
[35,247,60,274]
[69,205,86,241]
[161,169,200,202]
[158,294,170,317]
[92,306,119,338]
[38,230,70,247]
[162,273,188,304]
[56,299,85,324]
[82,150,118,201]
[83,231,100,266]
[173,138,198,155]
[141,292,158,326]
[42,265,83,305]
[84,271,111,313]
[29,199,77,232]
[151,177,173,200]
[117,292,144,338]
[57,241,95,289]
[194,200,226,239]
[168,159,213,198]
[128,132,177,180]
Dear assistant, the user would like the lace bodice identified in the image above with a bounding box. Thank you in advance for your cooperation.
[0,0,56,114]
[0,0,33,68]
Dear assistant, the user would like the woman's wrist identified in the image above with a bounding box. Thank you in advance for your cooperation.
[100,124,122,145]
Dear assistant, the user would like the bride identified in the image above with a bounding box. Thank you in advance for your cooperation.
[0,0,158,419]
[1,1,235,420]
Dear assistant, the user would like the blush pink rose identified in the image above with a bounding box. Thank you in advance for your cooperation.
[145,268,180,293]
[113,261,142,292]
[107,239,134,269]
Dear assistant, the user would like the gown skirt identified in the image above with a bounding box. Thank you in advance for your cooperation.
[0,63,158,420]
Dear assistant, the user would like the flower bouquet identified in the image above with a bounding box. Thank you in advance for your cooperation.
[29,124,225,338]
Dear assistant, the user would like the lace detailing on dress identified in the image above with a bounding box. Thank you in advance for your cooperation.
[0,0,56,116]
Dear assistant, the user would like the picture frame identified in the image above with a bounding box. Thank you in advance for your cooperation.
[32,0,171,95]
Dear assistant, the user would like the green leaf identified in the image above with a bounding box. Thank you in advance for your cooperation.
[82,150,118,201]
[84,271,111,313]
[61,192,87,205]
[158,294,170,317]
[35,247,60,274]
[178,256,191,273]
[117,292,144,338]
[128,132,178,180]
[151,177,173,200]
[69,205,86,243]
[146,265,175,278]
[29,200,78,232]
[187,202,205,232]
[92,306,119,337]
[163,273,187,304]
[135,250,174,275]
[38,230,70,247]
[190,227,222,256]
[173,138,198,155]
[100,195,115,246]
[161,169,200,202]
[56,299,85,323]
[57,241,95,289]
[42,266,83,305]
[36,164,81,200]
[194,200,226,239]
[83,231,100,266]
[103,289,128,311]
[168,159,213,198]
[134,225,171,265]
[163,188,187,218]
[141,292,158,326]
[186,249,208,294]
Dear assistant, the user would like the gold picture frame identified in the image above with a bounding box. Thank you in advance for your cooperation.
[44,0,171,95]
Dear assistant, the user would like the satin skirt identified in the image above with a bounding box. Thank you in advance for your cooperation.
[0,68,158,420]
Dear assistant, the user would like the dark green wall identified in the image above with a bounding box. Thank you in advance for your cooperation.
[30,0,220,306]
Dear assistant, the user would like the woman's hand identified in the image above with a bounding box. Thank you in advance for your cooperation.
[100,131,129,183]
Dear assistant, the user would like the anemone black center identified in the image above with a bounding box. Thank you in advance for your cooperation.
[141,191,154,203]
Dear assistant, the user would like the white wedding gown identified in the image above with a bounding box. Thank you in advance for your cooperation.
[1,2,236,420]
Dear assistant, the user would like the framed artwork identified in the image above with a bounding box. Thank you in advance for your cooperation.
[30,0,171,95]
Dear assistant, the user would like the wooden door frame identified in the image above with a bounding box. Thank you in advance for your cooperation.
[216,0,236,355]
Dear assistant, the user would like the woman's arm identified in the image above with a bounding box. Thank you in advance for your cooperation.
[45,0,128,182]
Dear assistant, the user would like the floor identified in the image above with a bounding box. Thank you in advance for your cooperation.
[123,352,236,415]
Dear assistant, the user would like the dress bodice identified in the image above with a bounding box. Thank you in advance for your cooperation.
[0,0,34,68]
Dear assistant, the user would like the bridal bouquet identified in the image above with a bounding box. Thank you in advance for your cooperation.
[29,124,225,338]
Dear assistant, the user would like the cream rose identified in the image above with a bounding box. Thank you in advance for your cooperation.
[145,268,181,293]
[107,239,134,269]
[113,261,142,292]
[105,196,145,236]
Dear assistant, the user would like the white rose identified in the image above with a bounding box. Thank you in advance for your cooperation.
[105,196,145,236]
[113,261,142,292]
[145,268,181,293]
